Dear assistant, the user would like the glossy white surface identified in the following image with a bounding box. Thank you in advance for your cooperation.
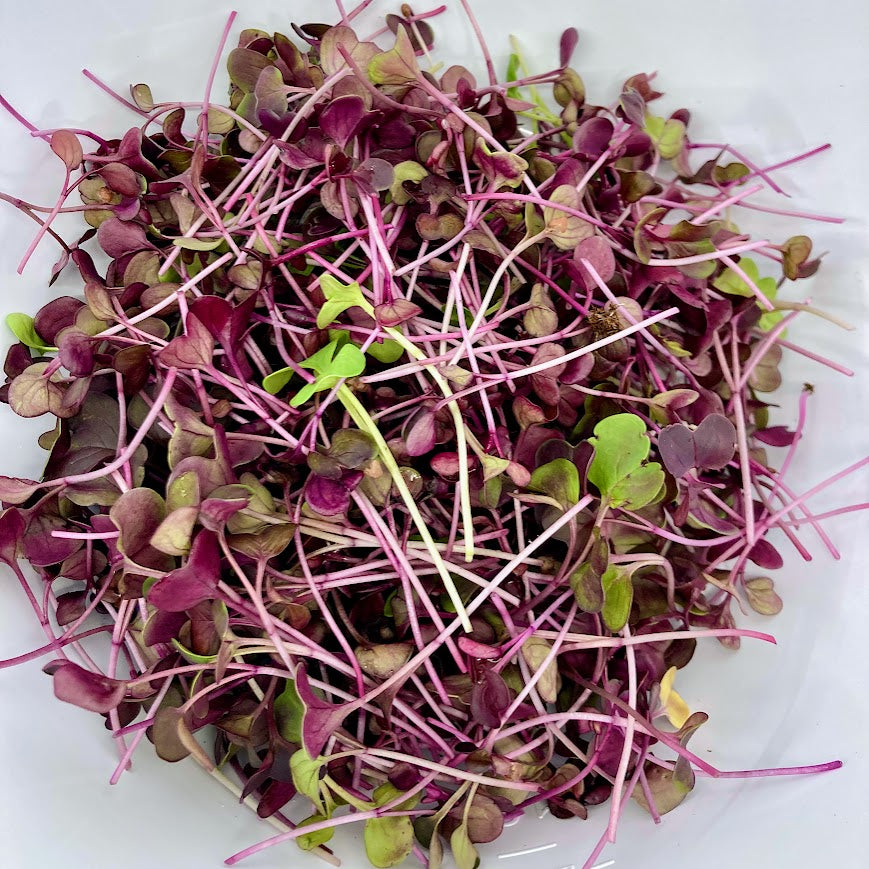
[0,1,867,867]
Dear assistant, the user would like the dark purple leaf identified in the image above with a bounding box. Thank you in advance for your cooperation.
[296,662,351,758]
[305,475,350,516]
[747,539,784,570]
[470,669,511,728]
[559,28,579,68]
[34,296,84,346]
[693,414,737,470]
[658,424,695,478]
[754,426,797,447]
[55,591,87,626]
[148,531,221,612]
[320,95,366,150]
[573,117,614,159]
[96,218,150,259]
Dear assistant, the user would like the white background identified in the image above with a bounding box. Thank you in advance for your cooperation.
[0,1,867,867]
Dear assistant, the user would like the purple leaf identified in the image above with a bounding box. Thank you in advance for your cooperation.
[470,668,511,728]
[574,235,616,288]
[0,477,42,505]
[142,608,188,646]
[559,28,579,68]
[404,411,437,456]
[34,296,84,345]
[355,157,394,193]
[573,117,614,159]
[754,426,797,447]
[159,314,214,368]
[658,424,695,478]
[305,475,350,516]
[320,95,366,149]
[747,539,784,570]
[373,299,422,328]
[296,662,351,758]
[147,530,221,612]
[0,507,25,564]
[692,414,737,470]
[96,218,150,259]
[22,512,81,566]
[100,163,141,197]
[55,591,87,626]
[47,660,127,713]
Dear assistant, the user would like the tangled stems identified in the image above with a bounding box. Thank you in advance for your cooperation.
[0,2,865,868]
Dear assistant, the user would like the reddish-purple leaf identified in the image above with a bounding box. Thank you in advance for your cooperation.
[374,299,422,327]
[48,660,127,713]
[96,218,150,259]
[0,477,42,505]
[320,95,366,150]
[470,668,511,728]
[747,539,784,570]
[50,130,83,170]
[147,530,220,612]
[754,426,797,447]
[405,411,437,457]
[693,414,737,470]
[559,28,579,68]
[55,591,88,626]
[159,314,214,368]
[100,163,141,197]
[0,507,25,564]
[305,475,350,516]
[34,296,84,346]
[658,424,695,478]
[573,117,614,159]
[296,662,351,758]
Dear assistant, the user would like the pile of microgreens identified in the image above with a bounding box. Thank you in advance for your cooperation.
[0,2,865,867]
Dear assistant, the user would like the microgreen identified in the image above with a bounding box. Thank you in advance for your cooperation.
[0,2,859,868]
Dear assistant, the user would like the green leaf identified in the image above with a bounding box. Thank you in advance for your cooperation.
[300,339,367,379]
[290,749,327,816]
[366,337,404,363]
[372,782,421,810]
[5,313,55,352]
[587,413,651,498]
[389,161,428,205]
[570,562,604,613]
[172,237,225,251]
[505,52,521,99]
[289,378,331,407]
[609,462,665,510]
[317,274,368,328]
[644,114,686,159]
[712,257,777,300]
[634,712,706,815]
[601,565,633,632]
[364,815,414,868]
[274,679,304,744]
[262,366,295,395]
[295,814,334,851]
[367,25,420,86]
[170,638,218,664]
[528,458,579,509]
[450,824,480,869]
[543,185,594,250]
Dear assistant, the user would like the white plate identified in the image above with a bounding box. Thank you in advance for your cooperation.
[1,1,867,867]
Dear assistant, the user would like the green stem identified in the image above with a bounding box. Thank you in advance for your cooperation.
[337,384,472,631]
[357,297,476,564]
